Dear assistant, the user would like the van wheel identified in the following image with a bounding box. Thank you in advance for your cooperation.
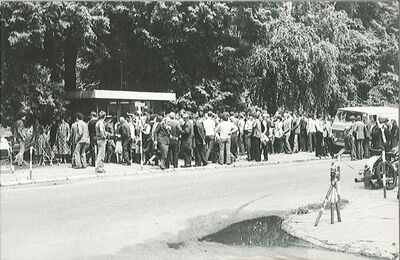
[376,162,397,190]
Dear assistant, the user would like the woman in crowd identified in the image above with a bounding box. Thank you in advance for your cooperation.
[55,116,71,163]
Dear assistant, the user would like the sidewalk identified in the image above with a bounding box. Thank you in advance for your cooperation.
[283,188,399,259]
[1,152,327,187]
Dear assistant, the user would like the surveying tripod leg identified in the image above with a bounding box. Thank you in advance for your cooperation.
[334,185,342,222]
[330,188,335,224]
[314,184,334,227]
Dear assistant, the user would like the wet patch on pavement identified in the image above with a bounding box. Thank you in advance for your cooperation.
[198,215,304,247]
[166,241,185,249]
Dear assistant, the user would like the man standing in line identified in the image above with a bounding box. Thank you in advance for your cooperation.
[292,113,301,153]
[283,113,293,154]
[87,112,98,167]
[349,115,357,160]
[119,117,131,165]
[95,111,107,173]
[13,112,27,166]
[300,114,308,152]
[154,116,170,170]
[193,112,208,167]
[238,113,246,156]
[166,112,182,169]
[105,115,115,163]
[354,115,365,160]
[323,115,334,158]
[315,114,324,158]
[203,111,215,162]
[251,112,262,162]
[244,113,254,160]
[215,112,238,165]
[261,113,270,161]
[230,112,239,159]
[307,114,316,152]
[70,116,78,167]
[180,113,193,167]
[363,115,372,159]
[73,112,89,169]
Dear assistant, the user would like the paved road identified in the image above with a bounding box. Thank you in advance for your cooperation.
[1,159,367,260]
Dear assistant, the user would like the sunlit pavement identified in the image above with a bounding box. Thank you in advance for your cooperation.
[1,157,395,259]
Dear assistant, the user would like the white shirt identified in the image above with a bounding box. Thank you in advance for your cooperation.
[307,119,316,133]
[216,121,236,139]
[129,122,136,139]
[203,118,216,136]
[274,121,284,138]
[244,119,254,131]
[315,119,324,133]
[238,119,245,133]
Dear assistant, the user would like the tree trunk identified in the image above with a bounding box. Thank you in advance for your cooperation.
[44,32,62,82]
[63,37,78,92]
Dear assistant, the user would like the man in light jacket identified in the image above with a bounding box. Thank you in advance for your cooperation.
[73,112,89,169]
[95,111,107,173]
[354,115,365,160]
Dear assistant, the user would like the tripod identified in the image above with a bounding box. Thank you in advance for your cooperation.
[314,157,342,227]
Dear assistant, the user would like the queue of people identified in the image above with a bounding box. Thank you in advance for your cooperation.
[10,108,399,172]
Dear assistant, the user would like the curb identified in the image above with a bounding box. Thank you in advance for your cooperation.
[282,211,397,260]
[1,156,330,188]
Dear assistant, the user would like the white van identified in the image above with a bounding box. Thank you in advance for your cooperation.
[332,106,398,147]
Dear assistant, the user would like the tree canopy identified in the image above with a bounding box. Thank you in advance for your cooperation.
[1,2,398,125]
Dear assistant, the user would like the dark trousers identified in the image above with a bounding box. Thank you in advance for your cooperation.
[105,140,115,163]
[300,132,307,151]
[158,143,169,169]
[251,137,261,162]
[363,138,370,158]
[89,138,97,166]
[205,135,215,161]
[308,132,315,152]
[262,142,269,161]
[315,132,323,157]
[230,133,238,158]
[181,145,192,166]
[274,137,282,153]
[167,141,180,168]
[325,137,334,157]
[122,138,131,163]
[194,143,207,166]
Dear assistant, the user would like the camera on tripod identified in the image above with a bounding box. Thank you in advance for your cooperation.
[330,162,340,183]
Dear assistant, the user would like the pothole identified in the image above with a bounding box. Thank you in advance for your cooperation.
[167,241,185,249]
[198,215,303,247]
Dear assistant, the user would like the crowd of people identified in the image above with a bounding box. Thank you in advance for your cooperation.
[11,108,399,173]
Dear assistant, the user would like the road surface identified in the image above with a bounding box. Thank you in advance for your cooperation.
[1,159,368,259]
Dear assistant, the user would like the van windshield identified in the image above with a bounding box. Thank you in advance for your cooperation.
[334,110,365,123]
